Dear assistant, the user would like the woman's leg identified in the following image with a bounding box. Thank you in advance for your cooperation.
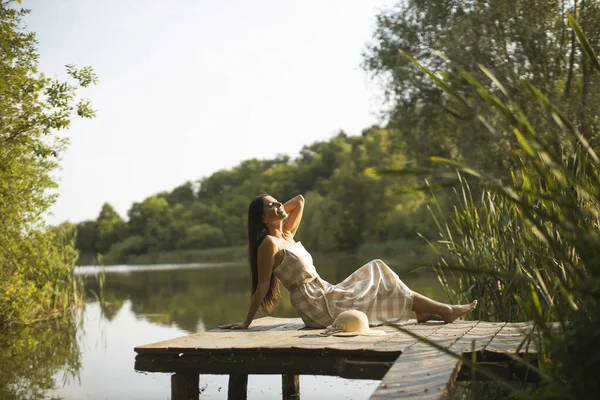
[411,292,477,323]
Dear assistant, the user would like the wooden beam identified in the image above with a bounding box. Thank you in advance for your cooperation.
[282,374,300,399]
[171,373,199,400]
[135,352,395,380]
[228,374,248,400]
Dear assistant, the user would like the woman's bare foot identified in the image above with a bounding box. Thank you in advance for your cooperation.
[415,312,444,323]
[444,300,478,323]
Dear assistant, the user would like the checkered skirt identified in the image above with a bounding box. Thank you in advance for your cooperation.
[273,242,414,328]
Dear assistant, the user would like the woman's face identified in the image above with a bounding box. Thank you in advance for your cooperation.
[262,195,288,224]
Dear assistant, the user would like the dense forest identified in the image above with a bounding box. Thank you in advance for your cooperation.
[68,127,434,264]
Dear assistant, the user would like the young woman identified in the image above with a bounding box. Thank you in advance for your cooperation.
[218,194,477,330]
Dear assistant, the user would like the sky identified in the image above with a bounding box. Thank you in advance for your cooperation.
[23,0,398,224]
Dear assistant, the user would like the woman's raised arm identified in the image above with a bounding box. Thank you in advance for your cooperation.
[218,237,278,329]
[283,194,305,236]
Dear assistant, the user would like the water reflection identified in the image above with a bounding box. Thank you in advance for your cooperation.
[0,317,81,400]
[3,254,445,399]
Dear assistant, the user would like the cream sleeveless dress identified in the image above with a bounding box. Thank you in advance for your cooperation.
[273,241,414,328]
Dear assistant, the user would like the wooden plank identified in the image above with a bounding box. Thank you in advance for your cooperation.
[374,320,425,333]
[282,374,300,399]
[370,322,448,353]
[241,317,304,331]
[135,325,309,354]
[171,373,199,400]
[135,331,288,353]
[228,374,248,400]
[370,350,459,399]
[270,324,439,353]
[450,321,506,354]
[408,321,480,352]
[287,331,392,351]
[136,317,305,353]
[485,322,535,356]
[369,321,478,399]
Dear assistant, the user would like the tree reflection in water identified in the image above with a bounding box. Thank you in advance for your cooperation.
[0,315,82,400]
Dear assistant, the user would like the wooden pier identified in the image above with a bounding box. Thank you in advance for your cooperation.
[134,316,538,399]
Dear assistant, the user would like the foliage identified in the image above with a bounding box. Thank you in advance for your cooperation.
[363,0,600,176]
[404,11,600,399]
[0,1,97,324]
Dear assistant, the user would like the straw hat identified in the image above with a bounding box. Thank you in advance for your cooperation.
[320,310,387,337]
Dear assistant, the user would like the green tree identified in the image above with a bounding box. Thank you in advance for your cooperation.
[107,235,146,262]
[165,181,196,206]
[75,220,97,255]
[0,1,97,324]
[95,203,125,254]
[363,0,600,173]
[180,224,226,249]
[296,191,341,252]
[127,196,174,252]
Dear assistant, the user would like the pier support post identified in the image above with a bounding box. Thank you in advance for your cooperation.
[282,374,300,399]
[228,374,248,400]
[171,373,199,400]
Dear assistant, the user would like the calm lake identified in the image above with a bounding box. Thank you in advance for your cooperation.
[2,251,447,400]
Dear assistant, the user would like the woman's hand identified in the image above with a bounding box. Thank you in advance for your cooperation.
[218,321,250,330]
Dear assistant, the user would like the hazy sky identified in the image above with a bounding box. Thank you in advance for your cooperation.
[24,0,397,224]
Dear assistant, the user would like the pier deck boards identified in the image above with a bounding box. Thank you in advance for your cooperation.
[134,317,538,399]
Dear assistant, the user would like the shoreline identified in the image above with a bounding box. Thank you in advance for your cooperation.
[77,238,439,269]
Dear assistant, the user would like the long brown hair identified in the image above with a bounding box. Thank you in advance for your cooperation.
[247,194,280,314]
